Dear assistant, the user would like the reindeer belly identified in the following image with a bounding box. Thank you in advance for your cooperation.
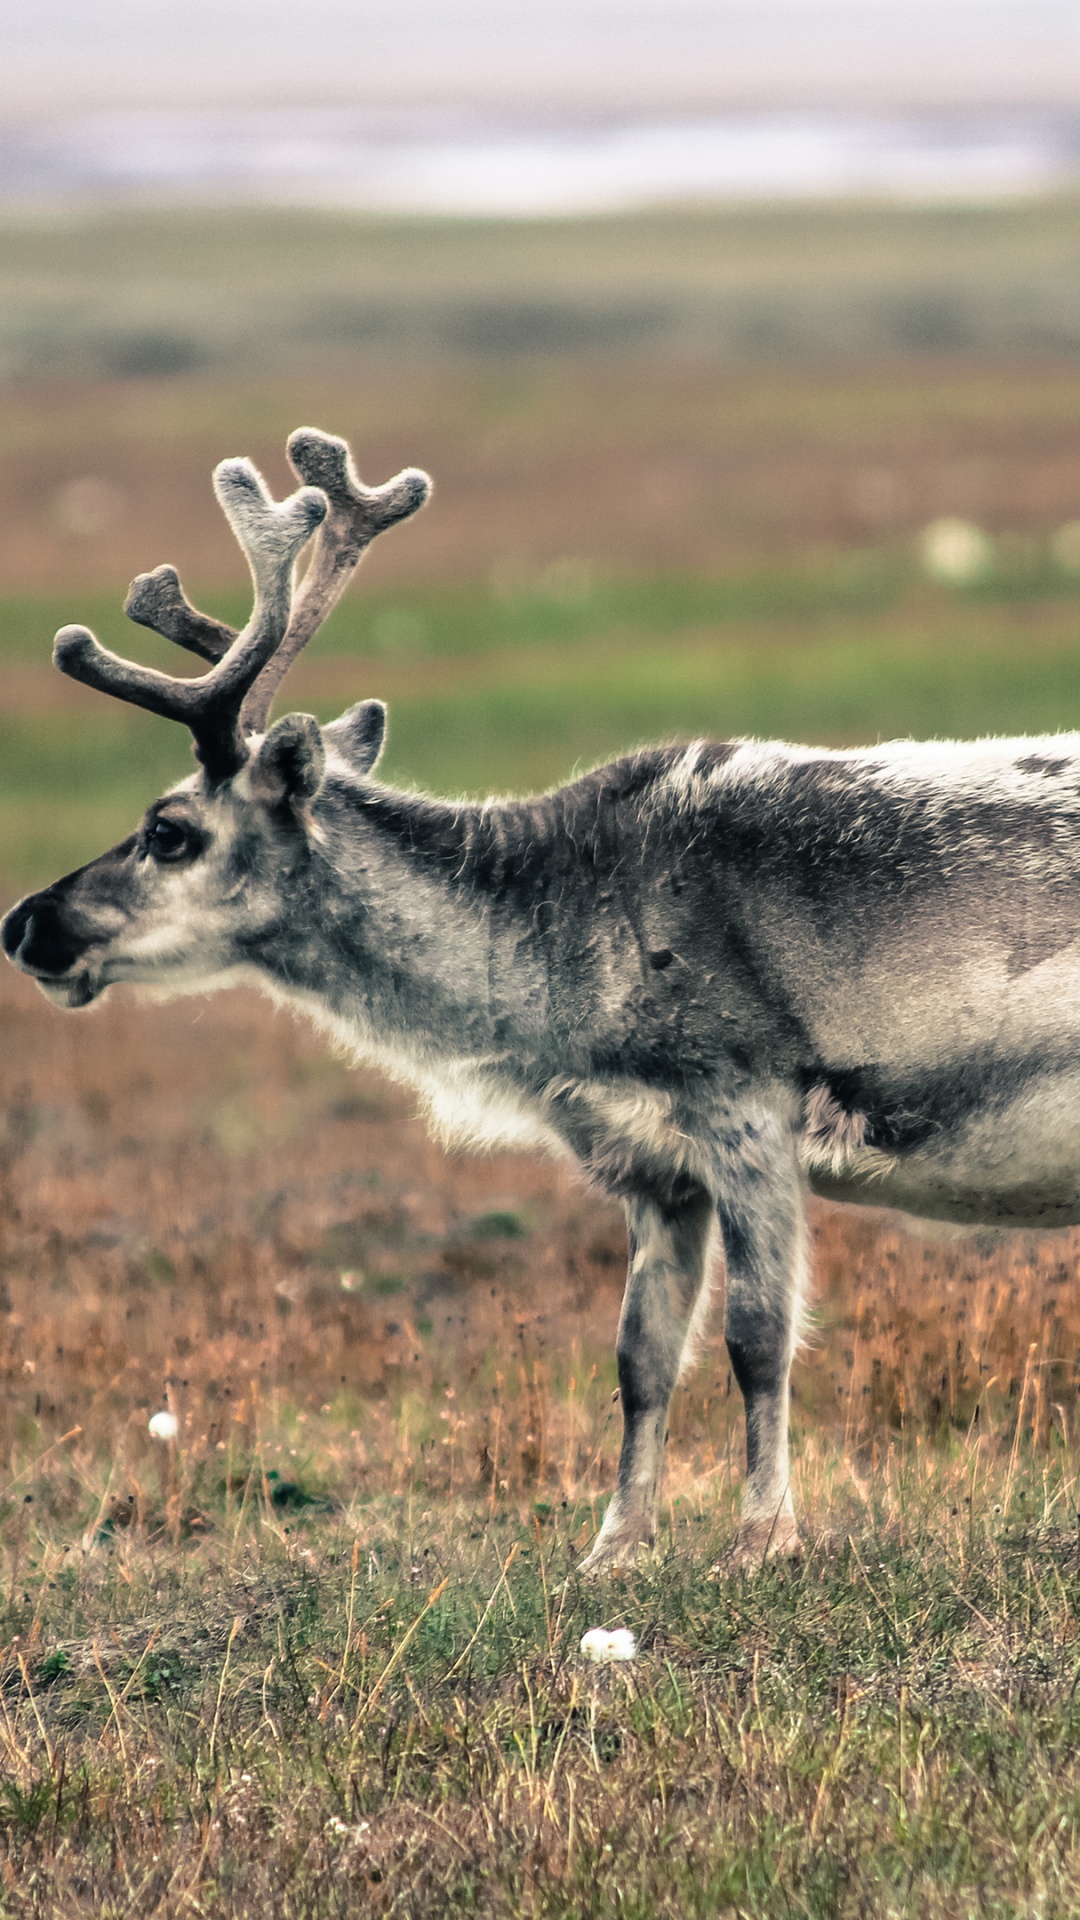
[804,1066,1080,1228]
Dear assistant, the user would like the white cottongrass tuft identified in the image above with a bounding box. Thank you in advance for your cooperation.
[918,517,993,586]
[147,1410,179,1442]
[327,1816,370,1841]
[579,1626,637,1663]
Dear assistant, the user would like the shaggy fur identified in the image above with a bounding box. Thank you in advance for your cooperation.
[7,429,1080,1572]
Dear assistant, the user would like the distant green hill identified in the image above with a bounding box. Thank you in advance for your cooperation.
[2,198,1080,385]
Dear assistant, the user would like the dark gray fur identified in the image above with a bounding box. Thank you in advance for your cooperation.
[10,726,1080,1569]
[7,429,1080,1572]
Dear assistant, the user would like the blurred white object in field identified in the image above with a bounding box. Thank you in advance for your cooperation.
[53,476,124,540]
[327,1816,370,1840]
[148,1410,179,1442]
[580,1627,637,1662]
[918,518,993,585]
[1051,522,1080,574]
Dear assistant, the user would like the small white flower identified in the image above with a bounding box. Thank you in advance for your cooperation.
[148,1410,179,1442]
[918,518,992,586]
[580,1626,636,1662]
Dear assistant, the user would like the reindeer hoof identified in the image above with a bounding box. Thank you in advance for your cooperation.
[718,1518,803,1576]
[576,1534,653,1579]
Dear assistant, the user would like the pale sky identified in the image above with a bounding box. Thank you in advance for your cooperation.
[2,0,1077,117]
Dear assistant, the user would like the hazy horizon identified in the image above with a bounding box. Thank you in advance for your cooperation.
[1,0,1077,118]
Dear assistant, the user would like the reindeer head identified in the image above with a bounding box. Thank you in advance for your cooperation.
[1,429,430,1008]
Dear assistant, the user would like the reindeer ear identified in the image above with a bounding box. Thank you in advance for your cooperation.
[251,713,326,806]
[323,699,386,776]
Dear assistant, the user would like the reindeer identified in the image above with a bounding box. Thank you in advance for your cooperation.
[6,426,1080,1574]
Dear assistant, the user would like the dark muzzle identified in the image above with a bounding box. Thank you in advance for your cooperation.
[2,890,89,979]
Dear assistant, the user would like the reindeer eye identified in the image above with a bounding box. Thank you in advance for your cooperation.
[147,817,191,861]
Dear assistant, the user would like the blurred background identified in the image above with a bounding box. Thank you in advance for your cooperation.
[2,1,1080,1487]
[4,0,1080,889]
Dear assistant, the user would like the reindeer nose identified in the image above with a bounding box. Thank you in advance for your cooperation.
[1,898,32,959]
[1,893,83,976]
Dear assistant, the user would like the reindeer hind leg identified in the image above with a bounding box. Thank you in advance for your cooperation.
[715,1106,808,1570]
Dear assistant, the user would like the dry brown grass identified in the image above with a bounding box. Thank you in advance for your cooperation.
[6,961,1080,1916]
[0,964,624,1505]
[5,358,1080,596]
[2,961,1078,1519]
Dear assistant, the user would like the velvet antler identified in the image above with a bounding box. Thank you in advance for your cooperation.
[54,429,432,779]
[241,429,430,734]
[55,462,326,780]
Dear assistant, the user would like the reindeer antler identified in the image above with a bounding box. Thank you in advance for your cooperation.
[124,565,236,664]
[55,462,326,780]
[241,428,430,734]
[52,429,432,780]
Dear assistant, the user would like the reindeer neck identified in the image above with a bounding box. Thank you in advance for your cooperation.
[271,747,702,1083]
[292,775,564,1063]
[352,783,558,894]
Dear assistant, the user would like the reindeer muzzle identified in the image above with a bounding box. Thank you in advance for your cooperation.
[1,889,101,1005]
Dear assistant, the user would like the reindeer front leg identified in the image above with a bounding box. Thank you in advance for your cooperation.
[579,1187,715,1576]
[716,1109,807,1569]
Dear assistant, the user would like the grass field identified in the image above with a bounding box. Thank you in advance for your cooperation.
[6,1435,1080,1916]
[3,198,1080,387]
[4,967,1080,1916]
[5,205,1080,1907]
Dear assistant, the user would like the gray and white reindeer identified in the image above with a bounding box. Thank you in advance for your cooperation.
[6,426,1080,1573]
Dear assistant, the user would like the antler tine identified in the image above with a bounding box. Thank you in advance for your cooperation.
[239,427,431,734]
[124,565,237,664]
[55,461,327,780]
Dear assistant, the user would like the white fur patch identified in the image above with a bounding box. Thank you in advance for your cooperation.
[798,1084,896,1183]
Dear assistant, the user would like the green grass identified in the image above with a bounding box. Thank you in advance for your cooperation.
[4,544,1080,891]
[5,1434,1080,1916]
[3,197,1080,381]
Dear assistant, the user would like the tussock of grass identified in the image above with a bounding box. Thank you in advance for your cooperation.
[4,1438,1080,1916]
